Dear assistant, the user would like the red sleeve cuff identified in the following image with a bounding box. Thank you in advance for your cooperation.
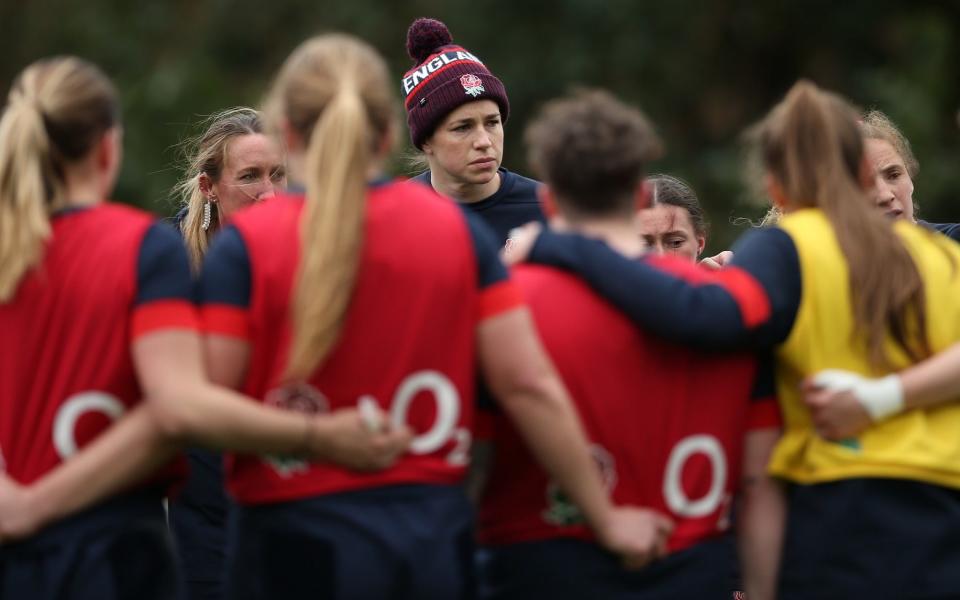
[747,397,782,430]
[478,280,525,321]
[713,267,772,328]
[201,304,250,339]
[132,300,200,339]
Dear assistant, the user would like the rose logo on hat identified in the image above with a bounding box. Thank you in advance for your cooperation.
[460,74,485,98]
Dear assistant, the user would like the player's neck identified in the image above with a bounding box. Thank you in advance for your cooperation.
[62,171,106,208]
[552,215,645,258]
[59,130,119,208]
[431,171,501,204]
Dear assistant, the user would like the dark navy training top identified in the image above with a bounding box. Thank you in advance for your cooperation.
[412,167,545,247]
[918,220,960,243]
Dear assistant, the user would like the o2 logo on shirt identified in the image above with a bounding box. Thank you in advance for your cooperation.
[53,391,126,459]
[388,370,470,463]
[542,444,617,526]
[663,434,727,519]
[262,370,470,478]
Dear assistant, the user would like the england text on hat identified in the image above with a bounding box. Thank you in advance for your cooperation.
[402,49,484,97]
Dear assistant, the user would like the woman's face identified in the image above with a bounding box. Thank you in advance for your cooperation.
[864,138,915,222]
[422,100,503,187]
[637,203,704,262]
[211,133,286,224]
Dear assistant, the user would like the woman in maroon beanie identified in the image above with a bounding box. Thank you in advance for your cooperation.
[404,17,544,248]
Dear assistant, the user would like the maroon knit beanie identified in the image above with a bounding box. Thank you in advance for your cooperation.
[402,18,510,149]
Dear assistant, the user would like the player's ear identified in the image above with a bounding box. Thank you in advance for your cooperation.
[635,179,652,211]
[198,173,217,202]
[280,117,306,156]
[765,173,789,211]
[537,184,559,219]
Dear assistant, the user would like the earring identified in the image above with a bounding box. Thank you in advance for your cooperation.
[201,200,212,231]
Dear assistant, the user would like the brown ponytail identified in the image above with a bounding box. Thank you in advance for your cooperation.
[0,57,117,301]
[751,80,929,371]
[263,35,396,379]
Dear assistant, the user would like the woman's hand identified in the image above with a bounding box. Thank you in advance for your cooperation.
[308,407,413,472]
[502,222,544,265]
[802,370,903,440]
[700,250,734,270]
[595,506,674,570]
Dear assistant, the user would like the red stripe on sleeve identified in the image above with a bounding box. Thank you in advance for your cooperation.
[132,300,200,339]
[713,267,772,328]
[478,280,525,321]
[747,397,782,430]
[201,305,250,340]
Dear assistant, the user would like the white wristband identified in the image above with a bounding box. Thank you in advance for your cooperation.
[854,374,905,422]
[812,370,905,422]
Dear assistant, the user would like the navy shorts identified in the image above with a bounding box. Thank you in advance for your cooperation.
[168,448,232,600]
[225,484,475,600]
[779,478,960,599]
[0,489,181,600]
[479,534,737,600]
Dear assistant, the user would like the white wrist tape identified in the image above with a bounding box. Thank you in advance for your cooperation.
[812,370,905,422]
[856,374,906,421]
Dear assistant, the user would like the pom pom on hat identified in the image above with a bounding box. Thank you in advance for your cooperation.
[406,18,453,64]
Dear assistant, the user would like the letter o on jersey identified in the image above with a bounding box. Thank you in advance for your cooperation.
[663,434,727,518]
[53,391,126,459]
[390,370,460,454]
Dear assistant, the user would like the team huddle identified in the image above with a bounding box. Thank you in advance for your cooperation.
[1,15,960,600]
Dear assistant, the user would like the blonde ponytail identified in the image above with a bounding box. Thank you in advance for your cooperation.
[285,87,370,378]
[0,96,54,301]
[0,57,117,301]
[264,35,396,380]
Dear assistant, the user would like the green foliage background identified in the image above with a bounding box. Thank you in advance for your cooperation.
[2,0,957,253]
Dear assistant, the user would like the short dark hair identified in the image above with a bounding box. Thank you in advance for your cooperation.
[525,89,662,217]
[647,174,708,238]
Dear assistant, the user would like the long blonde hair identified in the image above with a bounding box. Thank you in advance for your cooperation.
[750,80,929,370]
[263,35,396,379]
[174,107,263,269]
[0,57,118,302]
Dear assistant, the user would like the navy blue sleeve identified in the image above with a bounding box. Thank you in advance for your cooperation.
[919,220,960,243]
[136,221,195,306]
[410,171,432,187]
[746,351,782,429]
[526,230,749,350]
[199,225,252,308]
[749,352,776,402]
[729,227,801,346]
[463,210,510,290]
[526,227,801,350]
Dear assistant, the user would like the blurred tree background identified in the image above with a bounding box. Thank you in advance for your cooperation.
[2,0,957,252]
